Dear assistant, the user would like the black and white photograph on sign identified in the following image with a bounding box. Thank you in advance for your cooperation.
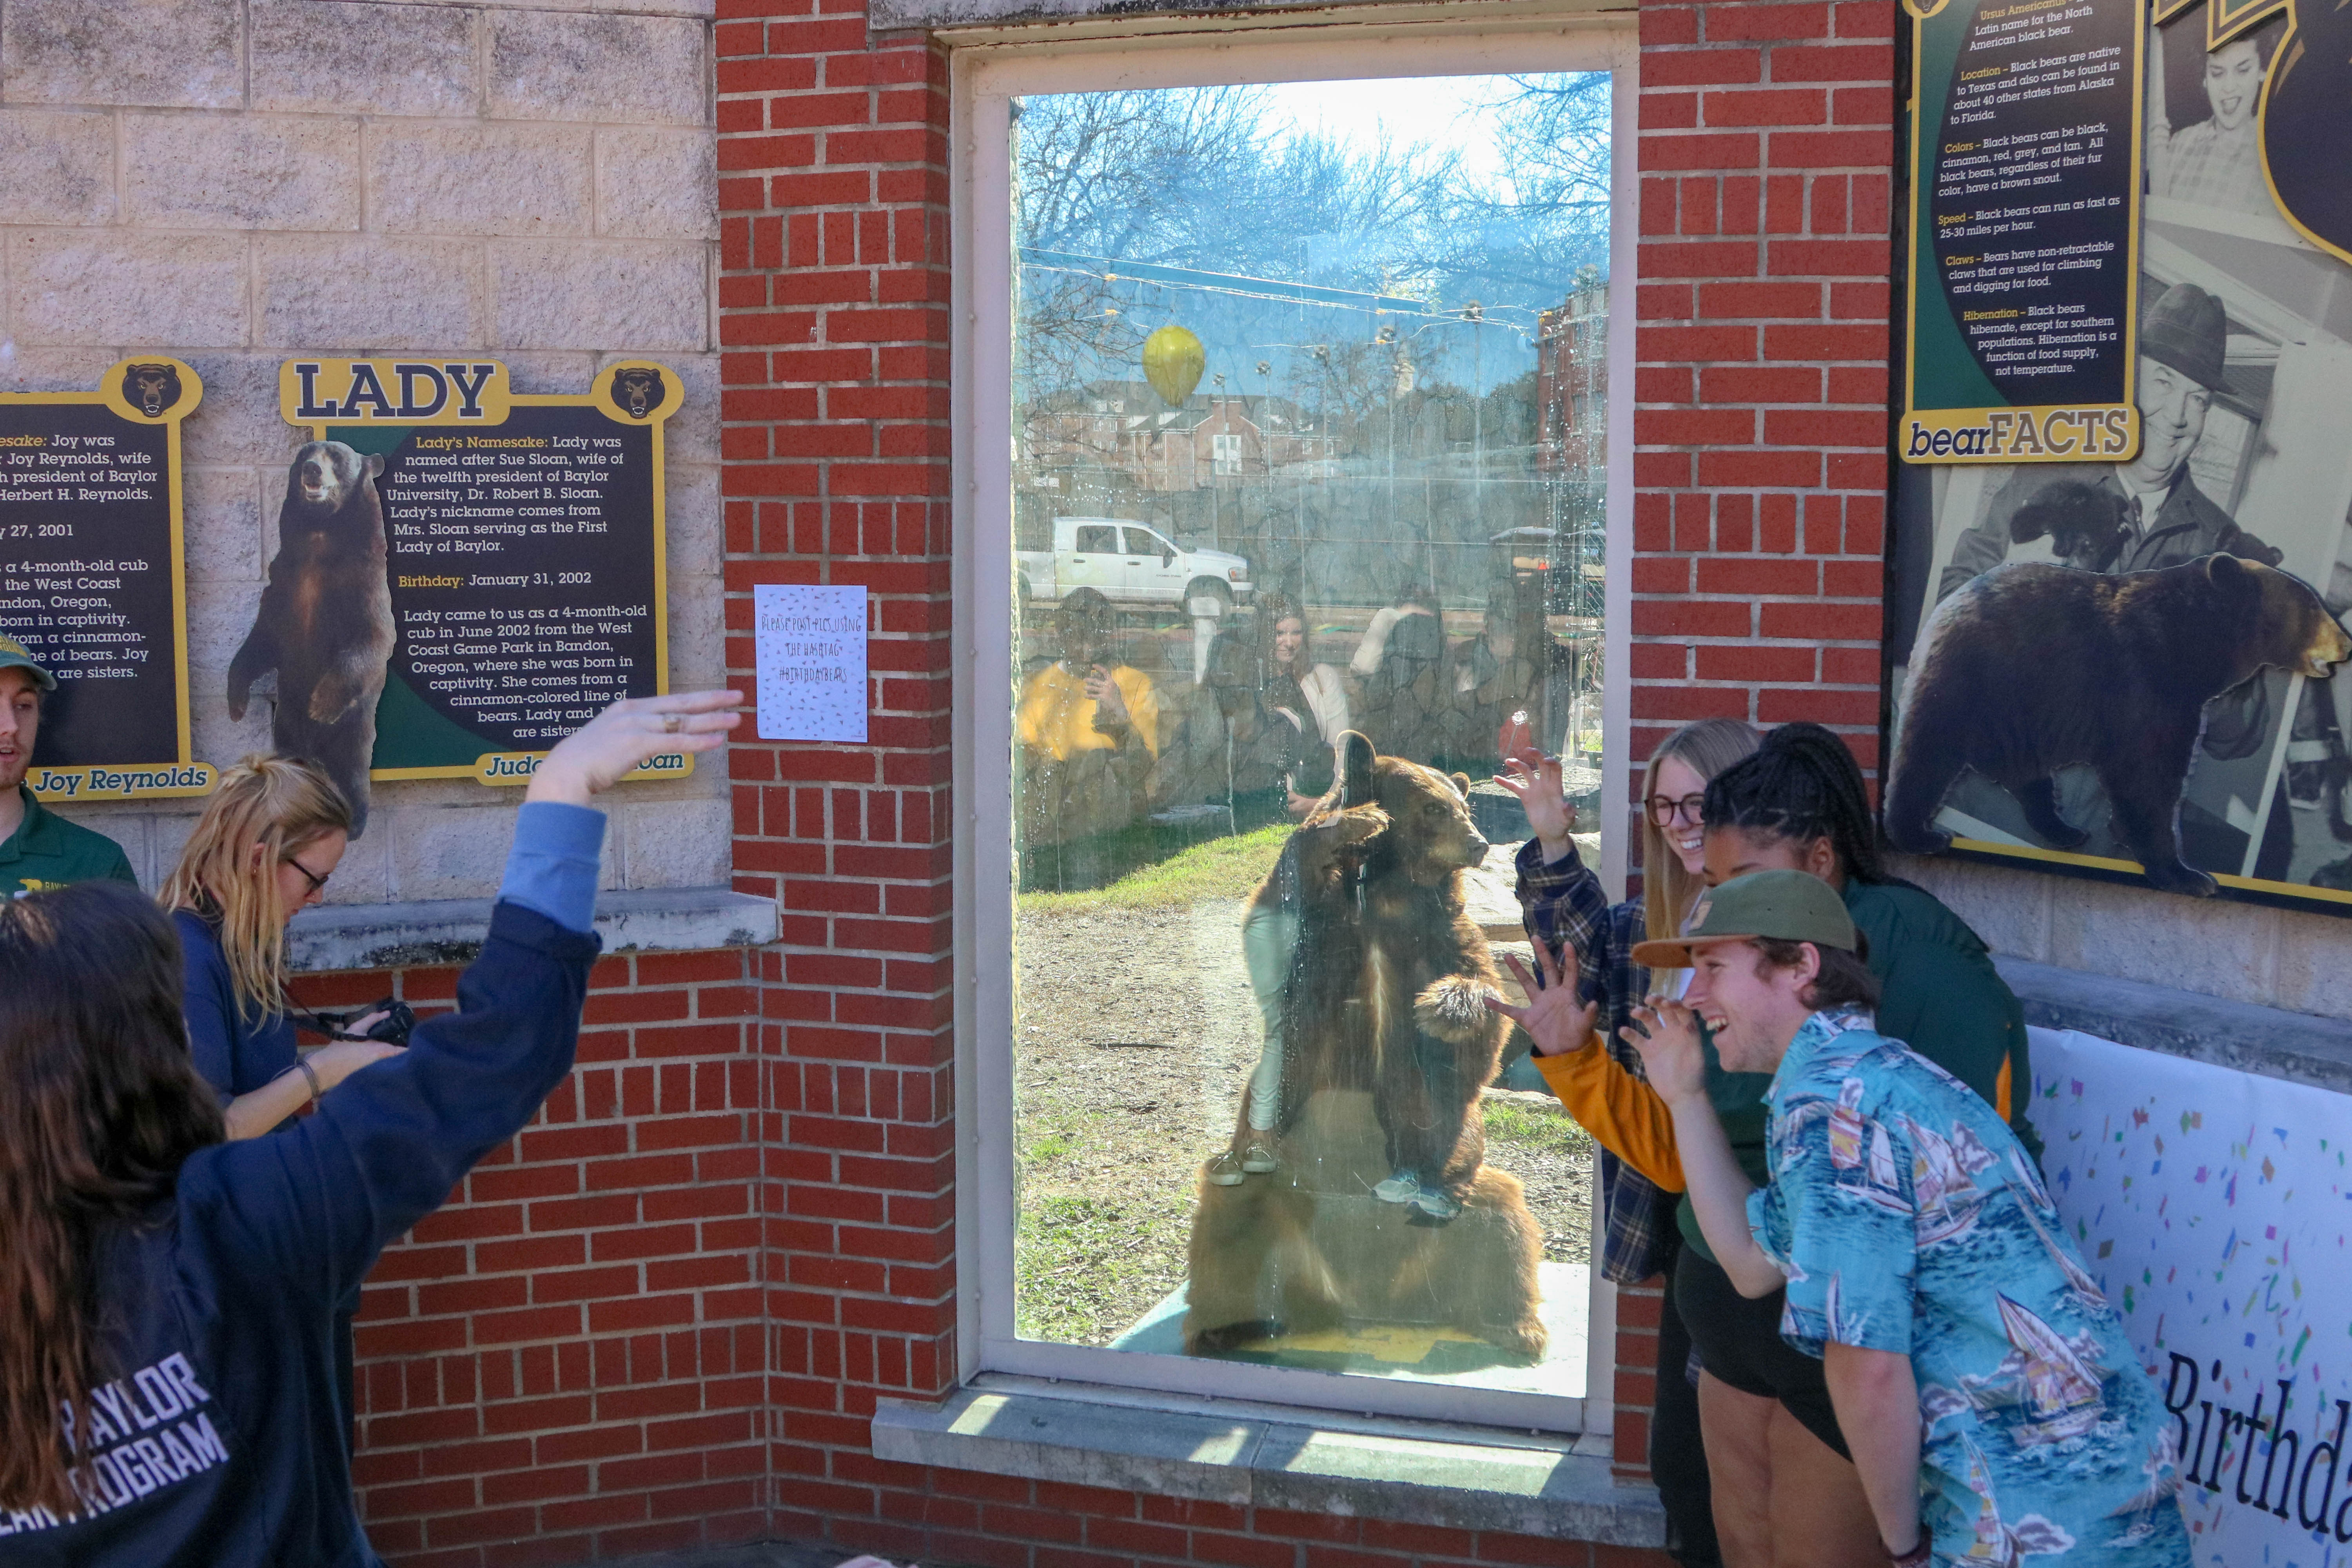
[1887,0,2352,905]
[753,584,867,742]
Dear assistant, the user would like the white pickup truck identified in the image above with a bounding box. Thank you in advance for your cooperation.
[1017,517,1253,613]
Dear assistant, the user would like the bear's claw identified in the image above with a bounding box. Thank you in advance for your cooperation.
[1323,804,1389,845]
[1414,976,1499,1044]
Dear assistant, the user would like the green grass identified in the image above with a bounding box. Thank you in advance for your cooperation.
[1483,1095,1597,1159]
[1019,822,1291,914]
[1013,1114,1194,1345]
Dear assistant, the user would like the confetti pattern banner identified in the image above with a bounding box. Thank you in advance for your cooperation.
[2033,1026,2352,1566]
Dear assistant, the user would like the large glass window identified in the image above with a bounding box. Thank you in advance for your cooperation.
[976,52,1619,1424]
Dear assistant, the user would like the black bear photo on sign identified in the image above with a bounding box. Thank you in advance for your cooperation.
[1887,555,2352,896]
[1886,0,2352,910]
[227,441,396,835]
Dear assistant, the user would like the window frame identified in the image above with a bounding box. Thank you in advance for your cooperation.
[950,12,1639,1434]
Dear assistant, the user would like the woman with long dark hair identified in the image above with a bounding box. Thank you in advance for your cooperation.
[0,691,740,1561]
[1258,594,1348,817]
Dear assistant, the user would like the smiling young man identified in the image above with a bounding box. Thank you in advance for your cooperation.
[0,638,136,897]
[1622,870,2190,1568]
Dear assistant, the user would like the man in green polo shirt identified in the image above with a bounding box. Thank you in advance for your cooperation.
[0,637,137,895]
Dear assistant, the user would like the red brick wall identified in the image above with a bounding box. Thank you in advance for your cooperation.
[713,0,972,1551]
[1629,0,1898,793]
[307,0,1903,1561]
[711,2,1678,1565]
[287,951,770,1568]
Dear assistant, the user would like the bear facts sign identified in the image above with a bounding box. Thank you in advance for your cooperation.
[1900,0,2146,464]
[0,358,214,803]
[276,358,686,792]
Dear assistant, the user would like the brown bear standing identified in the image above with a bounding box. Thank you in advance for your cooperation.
[1888,555,2352,895]
[1182,731,1545,1361]
[228,441,397,835]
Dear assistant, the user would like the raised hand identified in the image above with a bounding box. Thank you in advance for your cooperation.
[1494,748,1575,856]
[526,690,744,807]
[1626,995,1707,1107]
[1086,666,1130,723]
[1486,938,1598,1058]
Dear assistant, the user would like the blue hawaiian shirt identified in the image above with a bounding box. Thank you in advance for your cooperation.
[1747,1011,2190,1566]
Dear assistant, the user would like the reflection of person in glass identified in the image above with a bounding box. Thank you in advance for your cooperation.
[1348,581,1448,762]
[1178,629,1314,832]
[1445,579,1543,773]
[1260,596,1348,818]
[1016,588,1160,851]
[2146,25,2276,217]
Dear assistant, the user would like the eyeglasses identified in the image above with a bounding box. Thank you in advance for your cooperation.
[1646,793,1707,827]
[283,856,333,897]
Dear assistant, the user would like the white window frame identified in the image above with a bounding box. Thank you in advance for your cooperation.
[951,11,1639,1435]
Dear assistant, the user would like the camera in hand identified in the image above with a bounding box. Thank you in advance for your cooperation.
[311,998,416,1047]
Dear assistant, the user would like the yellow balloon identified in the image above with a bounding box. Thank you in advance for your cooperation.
[1142,325,1205,407]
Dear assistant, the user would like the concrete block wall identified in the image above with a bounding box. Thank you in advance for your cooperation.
[286,947,771,1566]
[2,0,731,902]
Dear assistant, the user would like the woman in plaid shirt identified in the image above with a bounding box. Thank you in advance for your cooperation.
[1496,717,1759,1568]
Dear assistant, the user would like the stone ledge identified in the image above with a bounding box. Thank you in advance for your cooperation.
[871,1376,1665,1547]
[286,886,777,973]
[886,0,1628,36]
[1998,955,2352,1097]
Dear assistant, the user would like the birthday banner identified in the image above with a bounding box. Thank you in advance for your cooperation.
[2033,1025,2352,1565]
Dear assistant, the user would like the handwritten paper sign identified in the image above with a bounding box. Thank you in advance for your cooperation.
[754,584,867,742]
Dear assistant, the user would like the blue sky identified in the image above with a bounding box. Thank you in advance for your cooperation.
[1258,74,1548,187]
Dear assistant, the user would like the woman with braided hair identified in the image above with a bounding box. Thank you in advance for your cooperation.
[1494,722,2034,1568]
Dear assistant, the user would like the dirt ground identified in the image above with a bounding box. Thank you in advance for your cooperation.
[1012,898,1594,1348]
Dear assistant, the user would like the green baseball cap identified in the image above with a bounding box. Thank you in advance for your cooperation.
[0,633,54,692]
[1630,869,1857,969]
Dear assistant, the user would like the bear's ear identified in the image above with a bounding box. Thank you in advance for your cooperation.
[1338,731,1376,807]
[2206,552,2263,599]
[363,452,386,479]
[1450,771,1471,799]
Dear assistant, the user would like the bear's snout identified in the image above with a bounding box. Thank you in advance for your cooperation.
[1460,830,1490,868]
[2308,616,2352,678]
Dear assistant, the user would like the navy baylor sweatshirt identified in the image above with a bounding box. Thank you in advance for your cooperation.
[0,803,606,1565]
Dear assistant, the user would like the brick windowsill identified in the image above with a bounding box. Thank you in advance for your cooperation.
[870,1375,1668,1547]
[286,886,779,972]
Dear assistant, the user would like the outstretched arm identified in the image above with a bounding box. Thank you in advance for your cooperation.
[189,691,744,1299]
[1489,942,1685,1189]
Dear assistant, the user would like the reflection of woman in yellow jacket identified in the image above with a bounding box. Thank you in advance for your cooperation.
[1016,658,1160,761]
[1016,592,1160,869]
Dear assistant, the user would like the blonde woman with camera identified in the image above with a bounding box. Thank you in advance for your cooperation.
[160,755,405,1141]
